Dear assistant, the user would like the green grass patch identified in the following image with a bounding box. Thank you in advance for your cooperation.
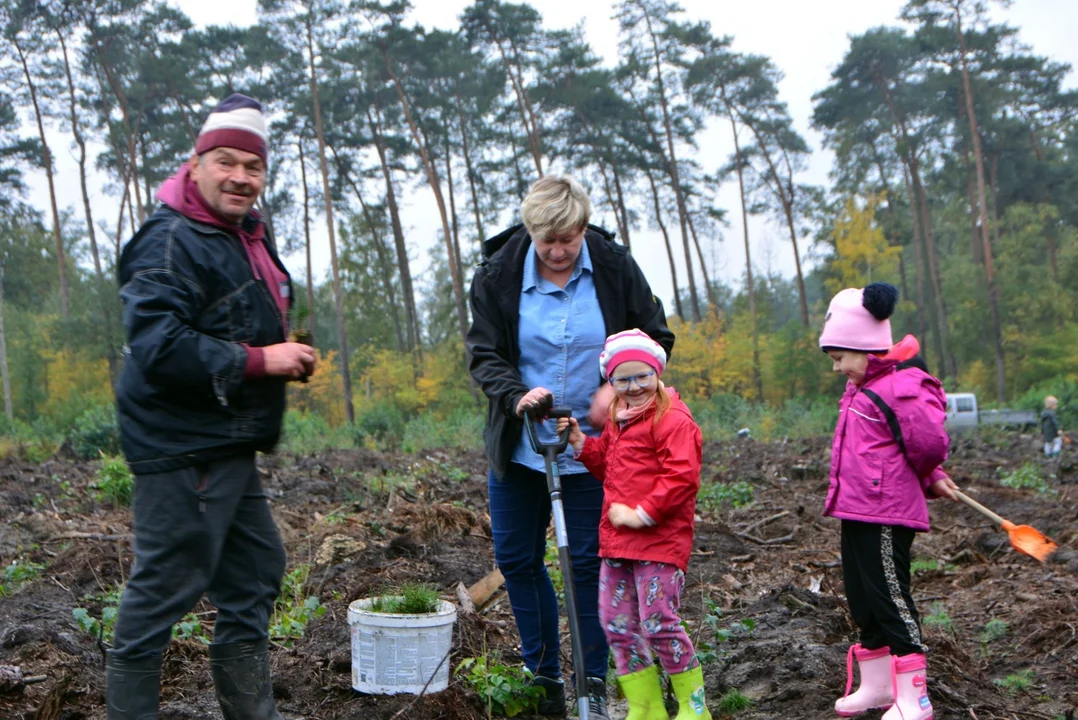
[993,668,1034,694]
[716,688,754,713]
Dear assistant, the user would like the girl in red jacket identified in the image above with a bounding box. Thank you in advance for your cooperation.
[820,283,957,720]
[559,329,710,720]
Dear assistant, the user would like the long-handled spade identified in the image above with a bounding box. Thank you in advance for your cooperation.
[955,490,1059,563]
[523,397,591,720]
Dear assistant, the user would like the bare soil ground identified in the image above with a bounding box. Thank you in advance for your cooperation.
[1,432,1076,720]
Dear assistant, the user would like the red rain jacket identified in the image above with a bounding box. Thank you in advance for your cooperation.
[577,389,702,571]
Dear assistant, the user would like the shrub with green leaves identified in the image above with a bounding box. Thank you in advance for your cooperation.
[93,455,134,506]
[999,464,1055,496]
[353,401,406,450]
[280,410,351,454]
[456,654,546,717]
[270,565,325,646]
[368,583,441,614]
[173,613,212,644]
[0,559,45,597]
[73,585,123,644]
[70,404,121,460]
[698,480,755,513]
[73,605,118,644]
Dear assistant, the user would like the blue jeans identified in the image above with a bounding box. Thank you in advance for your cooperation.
[488,463,609,680]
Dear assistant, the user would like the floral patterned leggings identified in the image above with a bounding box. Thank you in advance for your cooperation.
[598,557,700,676]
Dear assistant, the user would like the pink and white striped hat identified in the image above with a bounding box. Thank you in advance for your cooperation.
[599,329,667,379]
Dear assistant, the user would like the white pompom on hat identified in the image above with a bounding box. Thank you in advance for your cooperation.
[599,329,667,379]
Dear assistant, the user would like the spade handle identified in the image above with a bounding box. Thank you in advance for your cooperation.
[955,490,1007,527]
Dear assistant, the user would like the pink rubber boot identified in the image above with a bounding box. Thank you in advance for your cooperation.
[881,653,933,720]
[835,644,893,716]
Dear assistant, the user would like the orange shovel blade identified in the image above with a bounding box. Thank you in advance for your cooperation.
[1000,520,1059,563]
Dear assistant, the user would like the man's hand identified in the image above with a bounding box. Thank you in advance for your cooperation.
[516,387,553,417]
[929,475,959,502]
[588,383,616,430]
[556,416,585,453]
[263,342,317,380]
[608,502,646,529]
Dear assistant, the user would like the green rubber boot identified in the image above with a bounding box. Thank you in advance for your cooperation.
[617,665,670,720]
[669,665,712,720]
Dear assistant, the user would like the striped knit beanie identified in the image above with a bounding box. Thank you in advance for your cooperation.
[599,329,667,380]
[195,93,268,161]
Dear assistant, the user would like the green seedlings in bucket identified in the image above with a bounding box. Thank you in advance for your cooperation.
[716,688,753,713]
[368,583,440,614]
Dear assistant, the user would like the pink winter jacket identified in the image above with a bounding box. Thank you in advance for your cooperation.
[824,353,950,532]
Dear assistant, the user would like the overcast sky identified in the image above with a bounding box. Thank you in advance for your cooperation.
[23,0,1078,314]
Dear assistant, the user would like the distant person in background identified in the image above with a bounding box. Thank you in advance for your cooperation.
[109,94,315,720]
[467,175,673,718]
[1042,396,1062,458]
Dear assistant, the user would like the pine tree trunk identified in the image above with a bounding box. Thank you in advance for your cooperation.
[14,40,69,325]
[297,141,315,337]
[58,29,117,380]
[610,162,632,250]
[454,87,486,247]
[686,212,717,314]
[445,143,464,287]
[901,165,929,346]
[368,103,421,356]
[0,264,12,420]
[728,110,763,399]
[382,46,469,346]
[306,19,354,424]
[910,160,955,378]
[642,10,699,321]
[645,167,683,319]
[332,146,405,352]
[594,152,627,244]
[957,13,1006,403]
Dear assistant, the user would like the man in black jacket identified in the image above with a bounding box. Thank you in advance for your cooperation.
[108,94,315,720]
[467,175,673,718]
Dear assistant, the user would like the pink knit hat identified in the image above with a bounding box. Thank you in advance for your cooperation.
[819,282,898,353]
[599,329,667,379]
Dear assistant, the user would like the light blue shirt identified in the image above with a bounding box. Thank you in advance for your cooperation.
[511,241,607,475]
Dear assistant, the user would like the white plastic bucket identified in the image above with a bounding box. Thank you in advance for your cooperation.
[347,598,457,695]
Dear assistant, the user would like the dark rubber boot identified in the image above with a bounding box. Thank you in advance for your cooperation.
[532,674,567,715]
[105,651,161,720]
[208,639,284,720]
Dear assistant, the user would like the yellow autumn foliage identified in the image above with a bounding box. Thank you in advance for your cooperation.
[826,195,901,295]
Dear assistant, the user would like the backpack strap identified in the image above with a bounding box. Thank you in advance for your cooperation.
[861,387,907,458]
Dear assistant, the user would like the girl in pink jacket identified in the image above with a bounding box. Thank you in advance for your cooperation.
[819,283,958,720]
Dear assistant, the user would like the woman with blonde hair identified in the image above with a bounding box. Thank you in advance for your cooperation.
[467,175,674,718]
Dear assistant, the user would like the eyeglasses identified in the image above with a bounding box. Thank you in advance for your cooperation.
[610,370,656,391]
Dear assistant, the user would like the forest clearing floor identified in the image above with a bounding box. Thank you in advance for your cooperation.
[1,431,1076,719]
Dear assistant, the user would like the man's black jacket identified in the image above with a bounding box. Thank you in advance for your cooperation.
[466,223,674,480]
[116,206,292,474]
